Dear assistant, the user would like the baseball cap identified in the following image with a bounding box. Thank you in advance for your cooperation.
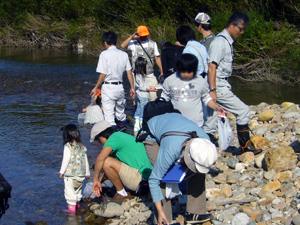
[184,138,218,173]
[195,13,211,25]
[90,120,111,142]
[137,26,150,37]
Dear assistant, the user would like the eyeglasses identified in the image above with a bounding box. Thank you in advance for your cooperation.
[236,25,246,32]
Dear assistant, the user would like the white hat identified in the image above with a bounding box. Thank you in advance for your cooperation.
[184,138,218,173]
[195,13,211,25]
[90,120,111,142]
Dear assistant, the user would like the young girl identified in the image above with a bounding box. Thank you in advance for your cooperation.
[59,124,90,213]
[134,57,157,132]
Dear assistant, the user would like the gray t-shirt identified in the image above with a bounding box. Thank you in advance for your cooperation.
[208,29,234,78]
[135,73,150,98]
[161,73,212,126]
[200,33,215,51]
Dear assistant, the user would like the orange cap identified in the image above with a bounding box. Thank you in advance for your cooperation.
[137,26,150,37]
[95,89,101,100]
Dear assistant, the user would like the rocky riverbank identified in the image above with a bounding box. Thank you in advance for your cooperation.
[81,102,300,225]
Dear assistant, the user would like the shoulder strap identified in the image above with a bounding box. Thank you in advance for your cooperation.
[160,131,198,143]
[137,39,154,65]
[217,35,234,58]
[187,44,206,71]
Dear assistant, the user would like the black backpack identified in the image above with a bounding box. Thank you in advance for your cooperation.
[0,173,12,219]
[136,98,180,142]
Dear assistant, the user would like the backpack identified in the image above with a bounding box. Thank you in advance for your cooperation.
[136,98,180,142]
[0,173,12,218]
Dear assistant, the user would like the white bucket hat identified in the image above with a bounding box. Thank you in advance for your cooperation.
[90,120,111,142]
[184,138,218,173]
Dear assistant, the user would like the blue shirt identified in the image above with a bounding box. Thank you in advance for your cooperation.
[183,40,208,75]
[148,113,209,203]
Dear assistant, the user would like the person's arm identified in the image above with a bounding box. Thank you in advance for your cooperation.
[155,201,170,225]
[91,73,106,96]
[126,70,136,99]
[161,77,171,100]
[120,33,139,49]
[92,146,113,197]
[59,146,71,178]
[207,100,227,116]
[85,154,91,178]
[208,62,217,102]
[155,56,163,76]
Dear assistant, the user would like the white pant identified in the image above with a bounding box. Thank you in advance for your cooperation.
[203,78,250,134]
[101,83,126,125]
[145,74,158,101]
[64,177,84,205]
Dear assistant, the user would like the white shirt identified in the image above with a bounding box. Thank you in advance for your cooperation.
[59,145,90,176]
[96,46,132,82]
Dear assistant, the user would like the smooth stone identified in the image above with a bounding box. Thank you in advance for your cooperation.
[282,112,300,121]
[269,208,283,219]
[242,206,261,217]
[206,180,216,189]
[294,167,300,179]
[252,126,269,136]
[84,212,95,222]
[251,136,270,150]
[292,123,300,135]
[227,178,238,184]
[235,163,247,173]
[206,201,217,211]
[249,120,259,130]
[239,152,255,164]
[227,172,241,180]
[282,102,294,109]
[273,171,293,182]
[284,188,296,198]
[264,146,297,172]
[258,110,275,122]
[231,213,250,225]
[262,212,272,221]
[255,153,265,168]
[259,190,276,200]
[213,173,227,184]
[220,184,232,198]
[292,214,300,225]
[94,202,124,218]
[227,157,239,169]
[264,169,276,180]
[286,104,299,113]
[259,180,281,197]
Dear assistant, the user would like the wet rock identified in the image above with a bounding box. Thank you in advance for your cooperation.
[231,213,250,225]
[94,202,124,218]
[239,152,255,164]
[265,146,297,172]
[258,110,274,122]
[227,157,239,169]
[84,212,95,222]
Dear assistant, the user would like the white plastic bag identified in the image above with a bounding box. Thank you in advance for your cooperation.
[218,116,234,152]
[84,105,104,124]
[165,183,182,199]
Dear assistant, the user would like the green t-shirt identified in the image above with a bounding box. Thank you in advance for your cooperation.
[104,132,152,179]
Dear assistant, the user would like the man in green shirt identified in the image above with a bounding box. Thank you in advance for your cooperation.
[90,120,152,201]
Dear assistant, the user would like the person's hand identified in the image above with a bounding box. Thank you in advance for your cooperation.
[157,209,169,225]
[130,88,136,99]
[59,173,63,178]
[148,86,158,92]
[90,87,98,96]
[175,41,184,47]
[131,32,140,40]
[210,91,217,102]
[217,107,228,117]
[86,175,91,179]
[92,180,102,197]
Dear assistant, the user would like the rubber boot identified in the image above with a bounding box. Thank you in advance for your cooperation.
[76,202,80,209]
[63,204,76,213]
[237,124,262,155]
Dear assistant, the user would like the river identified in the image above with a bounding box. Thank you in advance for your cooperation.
[0,47,299,225]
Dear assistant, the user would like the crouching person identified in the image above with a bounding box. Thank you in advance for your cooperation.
[145,113,218,224]
[91,121,152,200]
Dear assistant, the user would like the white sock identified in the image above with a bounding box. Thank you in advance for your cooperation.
[117,188,128,197]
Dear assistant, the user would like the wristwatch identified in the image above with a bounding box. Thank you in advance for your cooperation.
[210,88,216,92]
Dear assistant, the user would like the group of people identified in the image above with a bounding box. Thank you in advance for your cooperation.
[59,11,263,225]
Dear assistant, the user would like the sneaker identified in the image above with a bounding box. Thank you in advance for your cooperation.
[112,192,132,201]
[242,141,262,155]
[184,212,212,224]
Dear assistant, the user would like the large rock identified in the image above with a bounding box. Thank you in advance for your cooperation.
[282,102,294,109]
[258,110,275,122]
[251,136,270,150]
[264,146,297,172]
[94,202,125,218]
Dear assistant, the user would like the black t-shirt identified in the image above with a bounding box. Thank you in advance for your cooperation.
[161,45,185,78]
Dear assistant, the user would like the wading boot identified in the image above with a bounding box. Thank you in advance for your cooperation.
[116,119,127,132]
[237,124,262,155]
[63,204,76,213]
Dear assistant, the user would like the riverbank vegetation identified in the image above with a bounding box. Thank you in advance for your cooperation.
[0,0,300,83]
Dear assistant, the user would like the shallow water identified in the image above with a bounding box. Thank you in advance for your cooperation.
[0,47,299,224]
